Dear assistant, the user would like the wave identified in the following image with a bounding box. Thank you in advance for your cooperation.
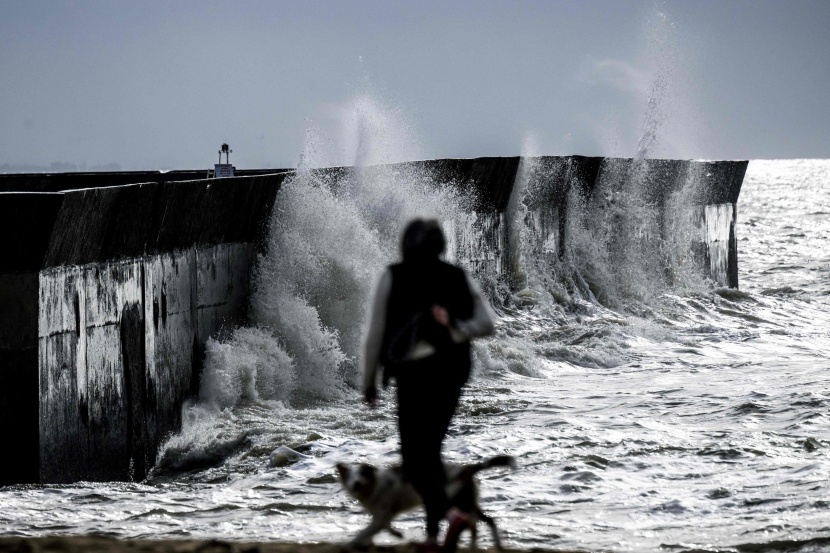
[190,164,731,416]
[157,98,755,475]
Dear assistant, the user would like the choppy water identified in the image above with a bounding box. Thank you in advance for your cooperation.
[2,158,829,553]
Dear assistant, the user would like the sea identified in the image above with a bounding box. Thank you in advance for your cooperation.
[1,156,828,553]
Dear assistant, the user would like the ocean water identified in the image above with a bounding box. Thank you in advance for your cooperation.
[1,157,828,553]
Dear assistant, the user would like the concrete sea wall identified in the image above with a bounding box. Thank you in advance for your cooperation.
[0,157,747,485]
[378,156,746,290]
[0,174,286,485]
[0,169,289,193]
[38,244,257,482]
[513,156,747,288]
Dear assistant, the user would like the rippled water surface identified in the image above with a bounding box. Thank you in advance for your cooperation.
[2,159,829,553]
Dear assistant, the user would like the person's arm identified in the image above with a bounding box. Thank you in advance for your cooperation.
[361,270,392,404]
[454,274,496,339]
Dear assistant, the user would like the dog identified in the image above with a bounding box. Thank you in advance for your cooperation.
[336,455,515,549]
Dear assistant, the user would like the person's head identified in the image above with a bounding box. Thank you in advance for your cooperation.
[401,218,446,262]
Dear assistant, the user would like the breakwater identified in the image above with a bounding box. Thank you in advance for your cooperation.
[0,156,746,485]
[0,173,288,485]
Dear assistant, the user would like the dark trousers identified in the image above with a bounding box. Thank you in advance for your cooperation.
[394,345,470,538]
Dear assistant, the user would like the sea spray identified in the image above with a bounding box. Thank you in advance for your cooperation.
[200,328,297,409]
[161,69,725,471]
[203,96,473,409]
[251,168,378,401]
[570,160,713,308]
[344,95,425,168]
[154,94,445,470]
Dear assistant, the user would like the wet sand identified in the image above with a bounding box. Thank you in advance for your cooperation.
[0,537,573,553]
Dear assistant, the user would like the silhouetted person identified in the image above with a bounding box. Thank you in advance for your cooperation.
[361,218,495,550]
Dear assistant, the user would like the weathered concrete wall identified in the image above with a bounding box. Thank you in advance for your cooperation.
[38,259,142,482]
[0,193,65,485]
[401,156,746,289]
[32,170,285,483]
[38,244,255,482]
[0,173,286,484]
[0,169,290,193]
[39,175,286,267]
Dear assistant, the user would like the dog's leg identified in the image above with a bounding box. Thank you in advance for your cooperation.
[476,509,503,551]
[469,519,478,549]
[385,524,404,538]
[350,516,392,547]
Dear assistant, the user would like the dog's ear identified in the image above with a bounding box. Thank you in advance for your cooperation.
[335,463,349,480]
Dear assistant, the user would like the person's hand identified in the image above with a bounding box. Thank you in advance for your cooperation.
[363,386,378,407]
[432,305,450,327]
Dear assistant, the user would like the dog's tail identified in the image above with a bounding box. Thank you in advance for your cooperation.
[457,455,516,481]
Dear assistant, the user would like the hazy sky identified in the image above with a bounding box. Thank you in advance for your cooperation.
[2,1,828,170]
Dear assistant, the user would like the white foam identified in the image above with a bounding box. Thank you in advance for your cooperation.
[211,93,472,406]
[200,327,297,409]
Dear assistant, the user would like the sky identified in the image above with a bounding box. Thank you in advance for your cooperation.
[1,0,829,171]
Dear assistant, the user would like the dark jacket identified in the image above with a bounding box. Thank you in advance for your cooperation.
[380,260,474,373]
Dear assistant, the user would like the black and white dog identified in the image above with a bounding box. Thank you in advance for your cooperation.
[336,455,515,549]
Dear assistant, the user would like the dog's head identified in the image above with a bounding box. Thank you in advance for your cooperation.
[336,462,378,502]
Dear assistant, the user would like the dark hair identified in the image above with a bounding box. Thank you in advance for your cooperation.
[401,218,446,262]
